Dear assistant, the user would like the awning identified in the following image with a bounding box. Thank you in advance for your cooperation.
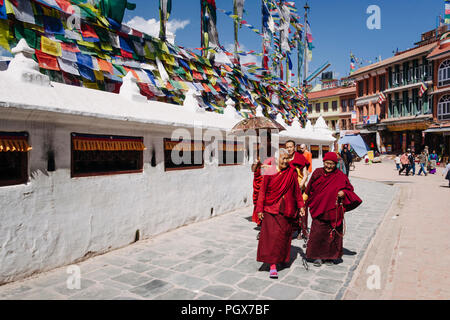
[338,134,370,157]
[164,139,204,151]
[72,133,146,151]
[0,132,32,152]
[423,127,450,133]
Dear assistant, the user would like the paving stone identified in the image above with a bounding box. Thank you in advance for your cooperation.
[262,283,303,300]
[189,264,221,278]
[146,268,177,280]
[129,279,173,298]
[154,288,198,300]
[189,249,227,265]
[101,256,131,267]
[236,277,273,294]
[213,270,246,285]
[111,272,153,287]
[281,275,310,288]
[316,269,347,280]
[70,285,121,300]
[196,294,221,300]
[298,291,335,300]
[214,255,245,269]
[310,278,344,295]
[170,261,202,272]
[167,273,209,291]
[11,289,67,300]
[228,291,259,300]
[201,284,236,298]
[0,284,34,298]
[231,258,261,274]
[123,263,152,273]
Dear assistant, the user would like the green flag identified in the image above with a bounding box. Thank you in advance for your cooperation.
[99,0,137,24]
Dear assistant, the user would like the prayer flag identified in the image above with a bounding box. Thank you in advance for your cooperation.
[35,50,60,70]
[41,36,62,57]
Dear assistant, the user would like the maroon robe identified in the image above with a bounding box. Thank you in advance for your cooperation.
[305,167,362,260]
[256,166,304,265]
[252,157,275,225]
[288,152,310,237]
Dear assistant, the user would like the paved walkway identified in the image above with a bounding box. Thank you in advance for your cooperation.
[344,158,450,300]
[0,175,395,300]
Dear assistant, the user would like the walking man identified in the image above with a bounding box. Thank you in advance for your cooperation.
[406,151,416,176]
[299,144,313,174]
[417,151,428,176]
[340,144,353,177]
[399,152,410,176]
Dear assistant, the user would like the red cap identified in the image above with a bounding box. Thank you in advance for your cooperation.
[323,152,338,163]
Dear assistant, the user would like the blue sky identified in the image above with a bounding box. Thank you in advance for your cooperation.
[123,0,447,85]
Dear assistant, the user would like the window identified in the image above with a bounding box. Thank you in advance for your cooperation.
[322,145,330,154]
[307,104,312,113]
[218,141,244,166]
[332,101,338,111]
[380,74,386,91]
[341,99,348,112]
[71,133,145,178]
[323,102,329,112]
[311,145,320,159]
[438,60,450,87]
[365,79,369,95]
[164,138,204,171]
[0,132,31,187]
[349,99,355,111]
[438,95,450,120]
[358,81,364,97]
[373,76,377,93]
[315,103,321,113]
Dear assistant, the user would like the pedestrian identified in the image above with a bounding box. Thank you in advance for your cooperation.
[417,151,428,176]
[336,151,347,175]
[406,151,416,176]
[304,152,362,267]
[299,144,313,174]
[256,149,306,279]
[399,152,409,175]
[429,150,439,174]
[285,140,310,241]
[251,147,273,240]
[395,154,401,171]
[443,161,450,187]
[340,144,353,177]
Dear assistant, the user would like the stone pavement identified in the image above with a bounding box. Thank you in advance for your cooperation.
[343,158,450,300]
[0,176,395,300]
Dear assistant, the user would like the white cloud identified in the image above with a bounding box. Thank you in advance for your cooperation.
[125,16,190,42]
[224,43,259,66]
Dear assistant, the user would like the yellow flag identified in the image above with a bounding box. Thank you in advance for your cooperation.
[160,42,170,54]
[5,0,14,15]
[41,36,62,56]
[93,70,105,81]
[77,40,96,49]
[83,81,99,90]
[100,42,113,52]
[0,21,11,52]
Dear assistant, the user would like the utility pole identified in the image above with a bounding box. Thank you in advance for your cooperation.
[302,1,310,88]
[234,0,239,63]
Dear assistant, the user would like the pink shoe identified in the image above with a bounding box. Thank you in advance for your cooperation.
[269,268,278,279]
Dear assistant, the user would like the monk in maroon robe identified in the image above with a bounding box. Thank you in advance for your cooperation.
[255,149,306,278]
[285,140,310,240]
[305,152,362,267]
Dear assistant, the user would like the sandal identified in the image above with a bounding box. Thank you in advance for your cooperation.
[269,269,278,279]
[313,259,322,267]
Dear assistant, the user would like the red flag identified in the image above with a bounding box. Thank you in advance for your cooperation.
[35,50,60,71]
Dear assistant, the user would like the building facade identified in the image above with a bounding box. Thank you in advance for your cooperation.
[350,27,450,154]
[307,84,356,135]
[425,33,450,162]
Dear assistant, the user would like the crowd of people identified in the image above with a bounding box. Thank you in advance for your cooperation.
[395,146,444,177]
[251,141,362,279]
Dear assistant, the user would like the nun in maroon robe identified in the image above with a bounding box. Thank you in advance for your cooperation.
[255,150,305,278]
[305,152,362,266]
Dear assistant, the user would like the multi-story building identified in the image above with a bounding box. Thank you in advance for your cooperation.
[350,27,448,154]
[307,76,356,135]
[424,33,450,162]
